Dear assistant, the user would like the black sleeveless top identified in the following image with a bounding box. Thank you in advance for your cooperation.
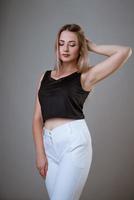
[38,70,91,123]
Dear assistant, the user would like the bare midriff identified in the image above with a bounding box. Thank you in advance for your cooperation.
[43,118,76,131]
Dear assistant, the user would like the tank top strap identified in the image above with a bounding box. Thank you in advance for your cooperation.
[41,70,50,81]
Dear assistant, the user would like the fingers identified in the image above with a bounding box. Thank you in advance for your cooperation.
[39,168,46,178]
[36,155,48,179]
[86,37,92,43]
[38,163,48,179]
[45,161,48,176]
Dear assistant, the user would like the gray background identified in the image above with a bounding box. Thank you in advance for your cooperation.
[0,0,134,199]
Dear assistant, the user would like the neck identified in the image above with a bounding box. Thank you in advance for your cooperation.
[59,62,78,73]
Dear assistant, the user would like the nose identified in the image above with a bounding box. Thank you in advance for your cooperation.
[63,44,69,52]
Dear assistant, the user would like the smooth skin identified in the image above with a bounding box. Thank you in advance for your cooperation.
[32,30,132,179]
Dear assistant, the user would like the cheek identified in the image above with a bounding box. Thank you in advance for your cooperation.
[71,48,79,56]
[72,51,79,58]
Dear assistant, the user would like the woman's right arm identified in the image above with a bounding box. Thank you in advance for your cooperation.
[32,72,48,178]
[32,72,45,157]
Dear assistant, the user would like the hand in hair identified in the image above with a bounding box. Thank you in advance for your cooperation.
[86,37,97,52]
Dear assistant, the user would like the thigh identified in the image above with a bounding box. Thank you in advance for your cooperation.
[67,120,93,169]
[51,150,91,200]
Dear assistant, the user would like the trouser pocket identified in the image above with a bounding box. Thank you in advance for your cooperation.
[67,123,92,169]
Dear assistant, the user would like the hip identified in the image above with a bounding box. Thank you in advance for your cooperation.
[43,119,92,151]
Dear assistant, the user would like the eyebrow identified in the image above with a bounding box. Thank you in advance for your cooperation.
[59,40,76,43]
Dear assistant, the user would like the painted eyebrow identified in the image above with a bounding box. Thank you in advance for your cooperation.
[59,40,76,43]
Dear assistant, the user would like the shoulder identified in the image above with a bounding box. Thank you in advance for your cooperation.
[40,72,45,81]
[39,70,49,82]
[38,72,45,84]
[37,70,48,90]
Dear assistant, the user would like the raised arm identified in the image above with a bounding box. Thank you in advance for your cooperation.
[82,41,132,91]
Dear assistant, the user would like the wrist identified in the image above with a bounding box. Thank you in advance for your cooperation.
[36,149,46,157]
[36,153,47,159]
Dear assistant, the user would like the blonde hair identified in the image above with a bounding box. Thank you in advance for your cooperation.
[53,23,92,73]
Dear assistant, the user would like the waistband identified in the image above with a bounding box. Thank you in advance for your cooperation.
[43,119,87,135]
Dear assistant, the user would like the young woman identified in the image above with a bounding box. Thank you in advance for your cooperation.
[32,24,132,200]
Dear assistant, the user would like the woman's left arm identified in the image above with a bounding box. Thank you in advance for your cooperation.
[84,41,132,88]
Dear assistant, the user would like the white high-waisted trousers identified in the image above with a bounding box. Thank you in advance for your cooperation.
[43,119,93,200]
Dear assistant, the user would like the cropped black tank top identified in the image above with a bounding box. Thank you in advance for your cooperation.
[38,70,91,123]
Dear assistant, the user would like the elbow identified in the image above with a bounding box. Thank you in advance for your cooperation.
[117,47,133,62]
[127,47,133,57]
[32,116,43,130]
[122,47,133,58]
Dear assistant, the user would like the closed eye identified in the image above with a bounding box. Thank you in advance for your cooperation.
[59,43,76,47]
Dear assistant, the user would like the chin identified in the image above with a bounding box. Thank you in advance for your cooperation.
[60,57,75,62]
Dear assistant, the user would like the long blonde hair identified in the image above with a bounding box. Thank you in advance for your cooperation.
[53,23,92,73]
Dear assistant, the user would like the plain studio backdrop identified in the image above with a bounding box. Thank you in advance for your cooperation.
[0,0,134,200]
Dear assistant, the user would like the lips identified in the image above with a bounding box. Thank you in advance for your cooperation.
[62,54,70,56]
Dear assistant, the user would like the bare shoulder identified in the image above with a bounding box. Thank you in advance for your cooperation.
[37,71,46,91]
[80,66,95,92]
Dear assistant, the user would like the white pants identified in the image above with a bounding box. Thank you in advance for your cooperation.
[43,119,93,200]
